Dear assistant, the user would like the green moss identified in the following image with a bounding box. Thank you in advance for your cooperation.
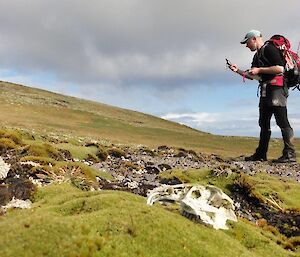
[159,168,194,183]
[56,143,99,160]
[159,168,237,195]
[27,143,62,160]
[19,130,36,141]
[251,173,300,210]
[235,173,300,210]
[0,183,295,257]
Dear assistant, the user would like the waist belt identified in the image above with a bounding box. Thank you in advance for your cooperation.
[267,75,284,86]
[258,75,284,97]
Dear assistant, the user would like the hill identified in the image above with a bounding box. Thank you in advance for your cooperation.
[0,81,299,256]
[0,81,298,158]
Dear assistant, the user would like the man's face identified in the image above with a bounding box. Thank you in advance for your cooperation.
[246,37,257,52]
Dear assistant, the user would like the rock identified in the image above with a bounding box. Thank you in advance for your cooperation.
[145,166,160,175]
[0,178,36,206]
[0,185,12,206]
[0,157,10,179]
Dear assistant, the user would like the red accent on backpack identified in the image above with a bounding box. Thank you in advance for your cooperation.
[267,35,300,88]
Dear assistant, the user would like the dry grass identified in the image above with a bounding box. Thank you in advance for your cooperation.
[0,81,299,159]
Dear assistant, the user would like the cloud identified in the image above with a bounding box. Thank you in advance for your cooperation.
[0,0,299,90]
[0,1,300,138]
[161,111,260,136]
[162,112,219,125]
[161,110,300,137]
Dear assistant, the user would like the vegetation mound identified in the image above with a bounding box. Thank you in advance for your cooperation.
[0,183,296,257]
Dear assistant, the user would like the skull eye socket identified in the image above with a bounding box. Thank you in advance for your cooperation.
[167,188,173,194]
[211,199,231,209]
[191,190,201,198]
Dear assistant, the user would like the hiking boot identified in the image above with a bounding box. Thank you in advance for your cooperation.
[273,155,297,163]
[244,153,267,162]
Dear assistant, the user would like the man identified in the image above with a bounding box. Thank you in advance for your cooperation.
[229,29,296,163]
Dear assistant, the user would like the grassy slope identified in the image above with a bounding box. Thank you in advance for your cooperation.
[0,183,296,257]
[0,83,299,257]
[1,81,298,158]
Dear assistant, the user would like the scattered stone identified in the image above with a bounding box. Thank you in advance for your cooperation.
[2,197,32,210]
[0,157,10,179]
[0,142,299,237]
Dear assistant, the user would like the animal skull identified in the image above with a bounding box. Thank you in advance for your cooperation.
[147,184,237,230]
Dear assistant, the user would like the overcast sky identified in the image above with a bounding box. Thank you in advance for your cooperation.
[0,0,300,137]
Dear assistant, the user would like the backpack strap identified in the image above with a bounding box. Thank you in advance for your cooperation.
[257,43,284,87]
[257,43,271,67]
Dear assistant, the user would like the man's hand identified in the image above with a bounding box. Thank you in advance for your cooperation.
[226,59,238,72]
[229,64,238,73]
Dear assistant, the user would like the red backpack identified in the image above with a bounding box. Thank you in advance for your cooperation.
[267,35,300,90]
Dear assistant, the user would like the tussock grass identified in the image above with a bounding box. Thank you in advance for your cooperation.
[0,129,24,151]
[96,147,108,161]
[20,156,57,166]
[54,161,114,183]
[107,147,126,158]
[0,129,23,145]
[19,156,113,185]
[56,143,99,160]
[0,138,18,150]
[27,142,62,160]
[241,173,300,210]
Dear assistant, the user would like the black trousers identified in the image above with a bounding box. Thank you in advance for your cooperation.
[256,103,295,157]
